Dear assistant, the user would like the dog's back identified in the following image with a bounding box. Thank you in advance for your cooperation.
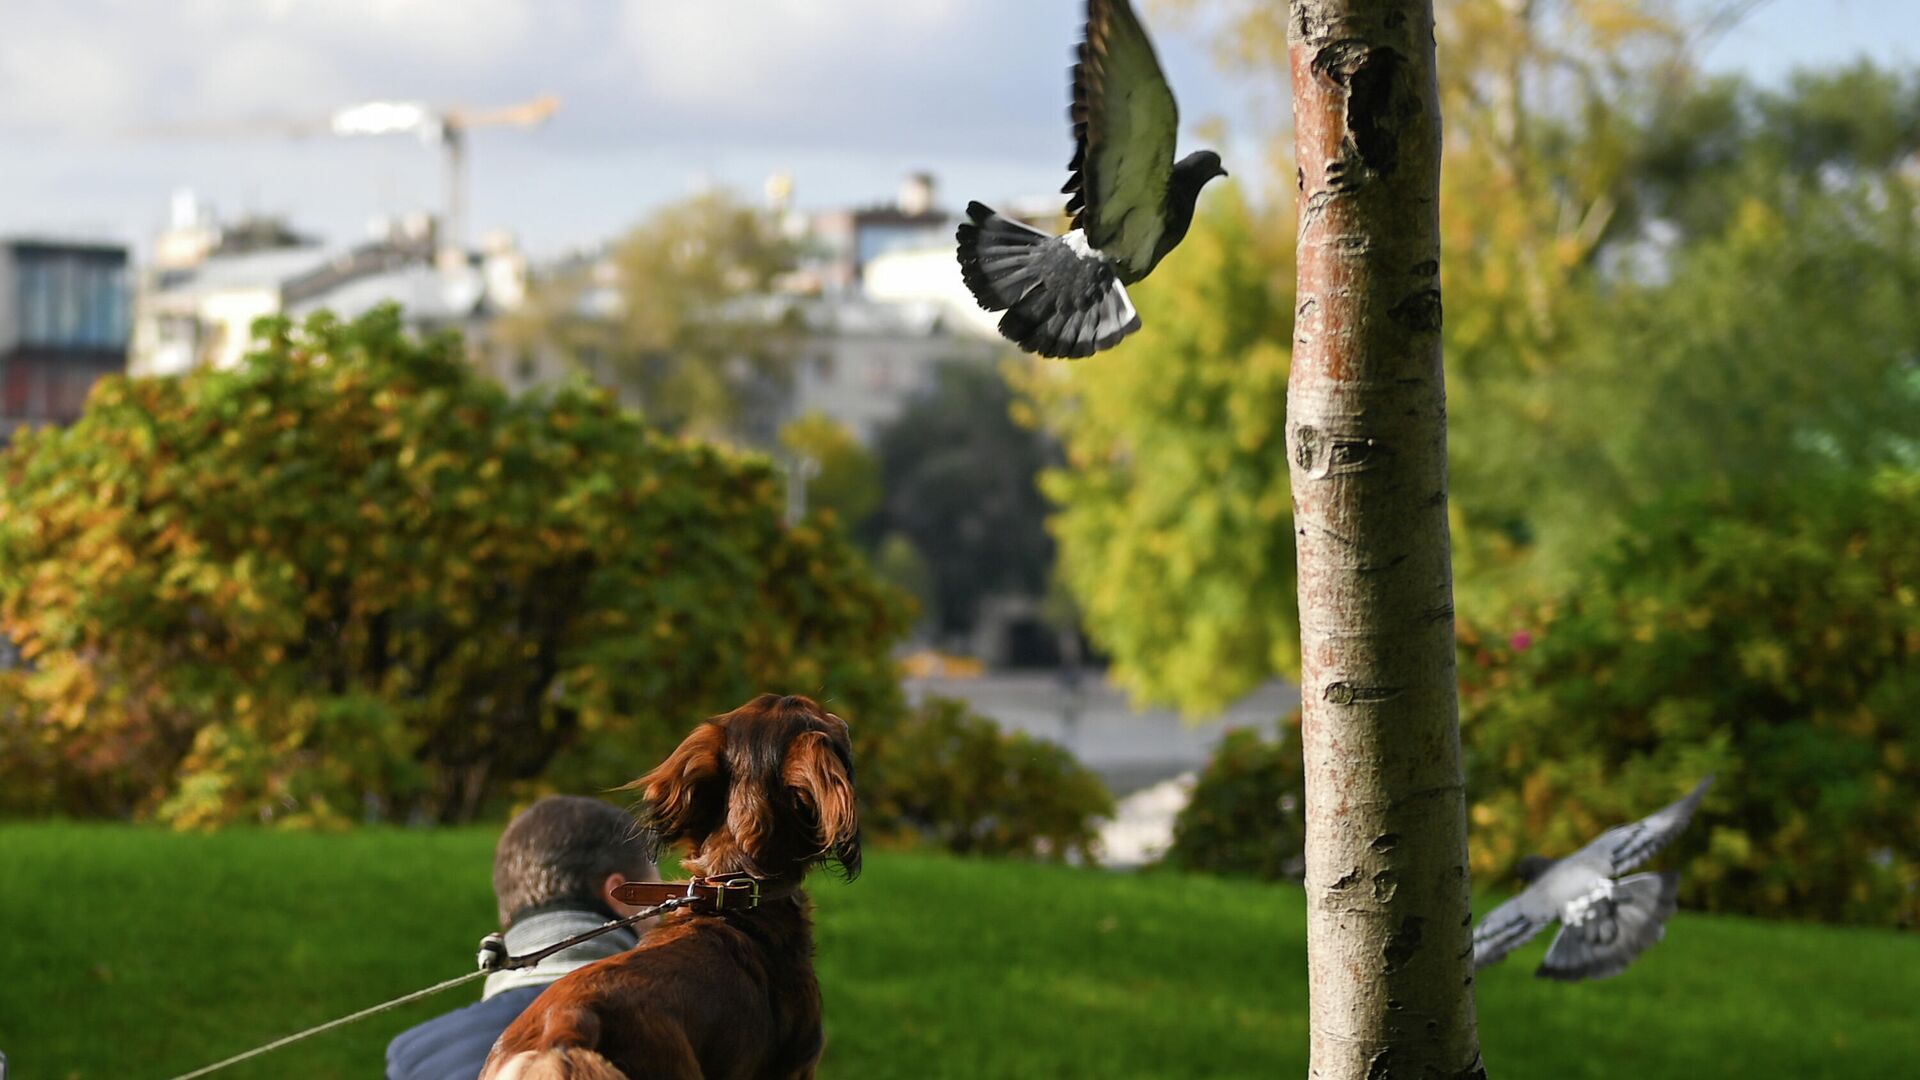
[485,911,805,1079]
[483,1002,641,1080]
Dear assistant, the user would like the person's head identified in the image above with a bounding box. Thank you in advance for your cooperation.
[492,795,658,927]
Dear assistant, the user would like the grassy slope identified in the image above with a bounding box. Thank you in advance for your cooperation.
[0,823,1911,1079]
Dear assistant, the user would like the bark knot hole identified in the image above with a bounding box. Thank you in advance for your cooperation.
[1323,681,1401,704]
[1372,832,1400,854]
[1293,424,1326,477]
[1332,437,1378,470]
[1313,41,1409,178]
[1390,287,1443,332]
[1294,297,1320,343]
[1383,915,1425,974]
[1372,869,1399,903]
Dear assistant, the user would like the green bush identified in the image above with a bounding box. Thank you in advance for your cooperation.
[1162,721,1305,882]
[862,695,1112,862]
[1459,473,1920,926]
[0,308,908,826]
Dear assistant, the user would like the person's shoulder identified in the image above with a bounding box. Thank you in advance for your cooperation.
[385,986,545,1080]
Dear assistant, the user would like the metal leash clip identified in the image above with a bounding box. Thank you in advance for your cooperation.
[476,932,508,973]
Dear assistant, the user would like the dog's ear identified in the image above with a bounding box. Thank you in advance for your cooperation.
[627,722,728,847]
[783,729,861,880]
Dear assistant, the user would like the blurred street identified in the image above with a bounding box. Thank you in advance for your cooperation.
[905,672,1298,798]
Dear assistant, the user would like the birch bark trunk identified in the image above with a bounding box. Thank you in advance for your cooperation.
[1286,2,1485,1077]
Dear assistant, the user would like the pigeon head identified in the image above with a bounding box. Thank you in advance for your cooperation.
[1161,150,1228,243]
[1175,149,1228,184]
[1514,854,1558,884]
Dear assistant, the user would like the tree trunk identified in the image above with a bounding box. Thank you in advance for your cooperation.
[1286,2,1484,1078]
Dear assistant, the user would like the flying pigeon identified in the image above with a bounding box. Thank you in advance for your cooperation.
[955,0,1227,359]
[1472,776,1714,981]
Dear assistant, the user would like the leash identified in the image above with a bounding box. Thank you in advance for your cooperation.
[164,967,496,1080]
[162,888,722,1080]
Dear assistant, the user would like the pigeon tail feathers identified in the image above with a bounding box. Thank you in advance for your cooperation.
[955,202,1142,359]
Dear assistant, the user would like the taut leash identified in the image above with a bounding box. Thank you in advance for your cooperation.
[161,876,765,1080]
[165,967,497,1080]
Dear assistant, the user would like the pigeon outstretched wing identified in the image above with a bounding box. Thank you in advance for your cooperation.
[1580,775,1714,877]
[1065,0,1180,280]
[1471,889,1559,971]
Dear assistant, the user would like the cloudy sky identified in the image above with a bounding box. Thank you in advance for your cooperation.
[1,0,1912,260]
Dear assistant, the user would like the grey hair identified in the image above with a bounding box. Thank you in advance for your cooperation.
[492,795,655,926]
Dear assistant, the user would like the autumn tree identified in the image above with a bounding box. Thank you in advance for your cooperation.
[1012,184,1297,710]
[0,309,906,826]
[1459,472,1920,928]
[499,190,800,444]
[1151,0,1777,599]
[1020,0,1693,706]
[778,411,881,529]
[1032,0,1864,682]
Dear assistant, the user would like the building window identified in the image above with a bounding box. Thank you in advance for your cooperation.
[14,252,128,350]
[19,260,52,344]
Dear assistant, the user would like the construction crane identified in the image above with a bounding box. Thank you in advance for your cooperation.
[327,95,558,263]
[139,95,559,262]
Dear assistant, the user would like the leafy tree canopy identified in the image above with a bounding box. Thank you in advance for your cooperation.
[1460,471,1920,926]
[1014,183,1296,714]
[499,190,800,444]
[0,308,907,826]
[1030,1,1920,707]
[780,411,881,529]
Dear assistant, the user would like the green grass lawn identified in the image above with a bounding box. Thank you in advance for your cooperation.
[0,823,1912,1079]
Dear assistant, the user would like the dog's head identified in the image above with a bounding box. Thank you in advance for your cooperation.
[632,693,861,884]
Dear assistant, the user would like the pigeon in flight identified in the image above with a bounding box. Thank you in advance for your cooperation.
[955,0,1227,359]
[1472,776,1714,981]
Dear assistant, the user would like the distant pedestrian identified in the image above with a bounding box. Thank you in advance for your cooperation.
[1056,651,1086,747]
[385,796,658,1080]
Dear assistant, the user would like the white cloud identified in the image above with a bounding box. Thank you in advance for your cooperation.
[0,8,143,129]
[264,0,541,67]
[0,0,544,132]
[618,0,965,111]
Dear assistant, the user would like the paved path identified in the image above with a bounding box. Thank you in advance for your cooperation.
[904,672,1299,797]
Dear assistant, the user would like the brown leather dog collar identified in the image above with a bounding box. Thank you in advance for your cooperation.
[611,875,793,913]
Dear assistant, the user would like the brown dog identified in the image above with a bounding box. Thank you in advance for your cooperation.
[480,694,860,1080]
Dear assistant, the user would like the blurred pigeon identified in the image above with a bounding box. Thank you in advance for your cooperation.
[1472,776,1714,981]
[955,0,1226,359]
